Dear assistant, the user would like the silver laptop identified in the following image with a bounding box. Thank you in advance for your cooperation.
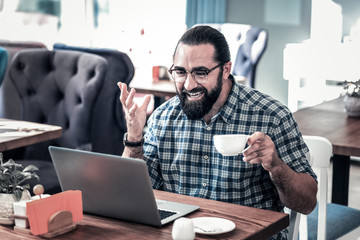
[48,146,199,227]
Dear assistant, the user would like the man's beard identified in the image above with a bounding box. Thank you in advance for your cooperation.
[177,71,223,120]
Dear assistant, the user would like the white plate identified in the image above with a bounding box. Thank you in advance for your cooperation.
[192,217,236,235]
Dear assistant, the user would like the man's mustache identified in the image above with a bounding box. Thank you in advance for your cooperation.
[181,87,206,94]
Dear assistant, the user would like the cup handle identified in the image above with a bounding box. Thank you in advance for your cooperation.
[241,135,251,154]
[241,145,251,154]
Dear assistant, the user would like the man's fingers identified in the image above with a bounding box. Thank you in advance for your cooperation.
[247,132,266,145]
[242,141,261,157]
[243,147,261,161]
[140,94,152,112]
[246,158,262,164]
[128,104,138,118]
[118,82,129,105]
[124,88,136,109]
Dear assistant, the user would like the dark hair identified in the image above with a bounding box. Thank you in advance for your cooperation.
[173,25,231,64]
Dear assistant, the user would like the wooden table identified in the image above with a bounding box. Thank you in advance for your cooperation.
[293,97,360,205]
[0,118,62,151]
[0,190,289,239]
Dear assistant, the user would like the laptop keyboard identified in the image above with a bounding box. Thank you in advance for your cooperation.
[158,209,177,220]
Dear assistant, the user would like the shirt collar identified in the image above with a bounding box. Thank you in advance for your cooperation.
[217,75,244,124]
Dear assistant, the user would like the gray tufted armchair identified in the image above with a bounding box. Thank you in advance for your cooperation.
[8,49,107,194]
[53,43,135,155]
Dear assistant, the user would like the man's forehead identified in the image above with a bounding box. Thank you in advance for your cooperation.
[174,43,215,65]
[175,43,215,54]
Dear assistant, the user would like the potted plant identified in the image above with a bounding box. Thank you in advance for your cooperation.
[343,80,360,117]
[0,153,39,224]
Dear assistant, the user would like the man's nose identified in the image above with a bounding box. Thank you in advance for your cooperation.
[184,73,198,90]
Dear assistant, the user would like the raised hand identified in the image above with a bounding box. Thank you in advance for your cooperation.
[118,82,151,141]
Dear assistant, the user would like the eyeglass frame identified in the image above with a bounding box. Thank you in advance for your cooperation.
[168,63,224,84]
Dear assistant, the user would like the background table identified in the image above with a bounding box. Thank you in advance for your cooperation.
[293,97,360,205]
[130,76,176,110]
[0,118,62,152]
[0,190,289,239]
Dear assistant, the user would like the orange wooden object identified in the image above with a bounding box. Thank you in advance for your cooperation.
[26,190,83,236]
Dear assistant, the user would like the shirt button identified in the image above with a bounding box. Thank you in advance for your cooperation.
[206,126,211,131]
[203,155,209,160]
[202,182,208,187]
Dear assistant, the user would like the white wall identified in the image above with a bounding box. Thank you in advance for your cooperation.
[226,0,312,106]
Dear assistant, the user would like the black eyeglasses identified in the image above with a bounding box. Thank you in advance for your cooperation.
[168,63,223,84]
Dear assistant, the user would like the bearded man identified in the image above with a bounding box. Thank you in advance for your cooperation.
[118,25,317,240]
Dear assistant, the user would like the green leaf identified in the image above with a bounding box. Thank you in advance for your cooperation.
[3,159,22,168]
[23,165,39,173]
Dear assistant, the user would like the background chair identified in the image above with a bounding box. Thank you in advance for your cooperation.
[0,47,7,87]
[299,135,360,240]
[0,40,47,120]
[7,48,107,194]
[201,23,268,88]
[53,43,135,155]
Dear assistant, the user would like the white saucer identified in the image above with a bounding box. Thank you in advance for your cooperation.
[192,217,236,235]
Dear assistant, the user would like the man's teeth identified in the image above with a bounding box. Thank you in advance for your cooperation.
[188,92,203,97]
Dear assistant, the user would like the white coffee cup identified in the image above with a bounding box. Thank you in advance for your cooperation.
[172,217,195,240]
[214,134,250,156]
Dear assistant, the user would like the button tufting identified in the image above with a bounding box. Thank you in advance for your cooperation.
[65,120,70,129]
[88,70,95,79]
[18,62,25,70]
[27,89,35,96]
[48,63,54,72]
[58,91,64,100]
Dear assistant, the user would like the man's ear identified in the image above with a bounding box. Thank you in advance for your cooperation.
[223,61,232,79]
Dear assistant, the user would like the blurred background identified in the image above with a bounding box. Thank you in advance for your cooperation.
[1,0,360,109]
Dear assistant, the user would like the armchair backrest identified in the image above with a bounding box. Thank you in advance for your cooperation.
[53,43,135,155]
[0,40,47,120]
[9,49,107,160]
[200,23,268,88]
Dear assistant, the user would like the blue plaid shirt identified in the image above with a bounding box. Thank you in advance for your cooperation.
[143,79,316,239]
